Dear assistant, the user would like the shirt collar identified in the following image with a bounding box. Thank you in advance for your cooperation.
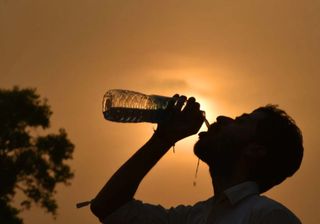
[223,181,259,206]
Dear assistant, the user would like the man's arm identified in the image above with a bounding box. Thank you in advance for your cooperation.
[90,95,204,221]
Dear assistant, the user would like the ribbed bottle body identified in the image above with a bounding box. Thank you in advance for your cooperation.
[102,89,172,123]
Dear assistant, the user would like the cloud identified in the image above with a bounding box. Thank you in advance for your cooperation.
[157,78,189,89]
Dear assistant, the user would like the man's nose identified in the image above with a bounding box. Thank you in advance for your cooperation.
[216,116,234,124]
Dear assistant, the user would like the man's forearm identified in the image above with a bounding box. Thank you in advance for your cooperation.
[90,133,174,221]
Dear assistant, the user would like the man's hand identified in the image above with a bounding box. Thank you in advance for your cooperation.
[154,94,205,145]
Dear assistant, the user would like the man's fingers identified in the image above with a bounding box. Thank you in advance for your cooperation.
[175,95,187,111]
[184,97,204,130]
[184,97,200,113]
[166,94,179,110]
[166,94,201,114]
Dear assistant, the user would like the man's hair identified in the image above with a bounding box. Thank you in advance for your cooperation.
[252,105,304,193]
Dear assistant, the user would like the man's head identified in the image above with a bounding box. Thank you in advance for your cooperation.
[194,105,303,193]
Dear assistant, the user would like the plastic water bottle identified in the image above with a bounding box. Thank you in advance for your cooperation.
[102,89,174,123]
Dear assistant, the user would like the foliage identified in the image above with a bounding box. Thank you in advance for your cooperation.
[0,87,74,223]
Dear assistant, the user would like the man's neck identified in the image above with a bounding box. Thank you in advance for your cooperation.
[210,170,248,197]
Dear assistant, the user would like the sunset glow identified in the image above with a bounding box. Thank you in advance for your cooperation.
[1,1,319,223]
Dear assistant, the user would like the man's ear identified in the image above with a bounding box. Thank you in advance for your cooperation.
[243,143,267,159]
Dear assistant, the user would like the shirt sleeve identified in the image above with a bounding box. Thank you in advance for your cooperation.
[260,209,302,224]
[103,198,211,224]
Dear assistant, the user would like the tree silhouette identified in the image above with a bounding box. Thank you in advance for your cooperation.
[0,87,74,224]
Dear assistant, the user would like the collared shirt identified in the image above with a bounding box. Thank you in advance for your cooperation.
[103,181,301,224]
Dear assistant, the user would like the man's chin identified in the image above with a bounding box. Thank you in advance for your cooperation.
[193,142,210,164]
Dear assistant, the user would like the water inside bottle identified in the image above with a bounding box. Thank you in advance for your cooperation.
[103,107,166,123]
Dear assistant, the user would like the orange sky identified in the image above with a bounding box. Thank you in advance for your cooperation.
[1,1,319,223]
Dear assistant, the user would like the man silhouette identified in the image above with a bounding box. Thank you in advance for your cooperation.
[91,95,303,223]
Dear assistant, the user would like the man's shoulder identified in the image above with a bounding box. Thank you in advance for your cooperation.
[248,195,301,223]
[252,195,294,212]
